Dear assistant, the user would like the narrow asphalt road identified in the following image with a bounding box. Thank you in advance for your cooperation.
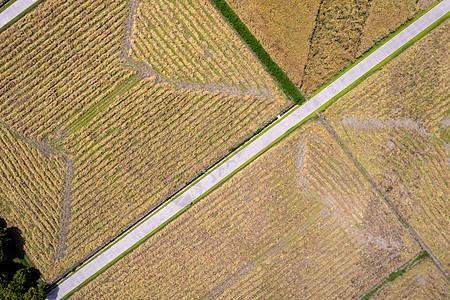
[0,0,40,29]
[1,0,446,298]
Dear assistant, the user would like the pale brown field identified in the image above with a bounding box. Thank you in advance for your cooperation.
[324,21,449,269]
[373,259,449,299]
[0,123,65,274]
[72,120,419,299]
[0,0,288,280]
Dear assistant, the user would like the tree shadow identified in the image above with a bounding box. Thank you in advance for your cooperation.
[6,226,25,259]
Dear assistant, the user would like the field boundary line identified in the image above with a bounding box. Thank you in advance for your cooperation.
[46,2,450,299]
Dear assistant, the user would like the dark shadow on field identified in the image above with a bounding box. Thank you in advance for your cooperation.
[6,226,26,259]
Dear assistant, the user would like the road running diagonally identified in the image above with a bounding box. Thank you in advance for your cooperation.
[1,0,447,299]
[0,0,40,29]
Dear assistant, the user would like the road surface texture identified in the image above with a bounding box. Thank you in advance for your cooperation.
[1,0,446,298]
[0,0,40,29]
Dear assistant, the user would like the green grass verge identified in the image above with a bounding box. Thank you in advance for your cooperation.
[0,0,18,14]
[310,0,444,99]
[0,0,44,33]
[209,0,305,105]
[361,251,430,300]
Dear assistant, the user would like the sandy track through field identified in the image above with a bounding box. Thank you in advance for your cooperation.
[43,1,449,298]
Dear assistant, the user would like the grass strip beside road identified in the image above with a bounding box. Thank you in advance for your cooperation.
[0,0,18,14]
[315,10,449,113]
[210,0,305,105]
[0,0,43,33]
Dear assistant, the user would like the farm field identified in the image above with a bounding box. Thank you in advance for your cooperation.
[323,21,449,269]
[226,0,422,95]
[372,258,450,299]
[72,120,420,299]
[0,0,289,281]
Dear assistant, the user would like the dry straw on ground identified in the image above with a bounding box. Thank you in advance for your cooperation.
[72,120,419,299]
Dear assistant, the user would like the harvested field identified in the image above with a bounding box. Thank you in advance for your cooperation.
[72,120,419,299]
[324,21,449,269]
[0,0,288,281]
[226,0,420,96]
[372,258,450,299]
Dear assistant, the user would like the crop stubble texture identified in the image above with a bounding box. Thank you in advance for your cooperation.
[324,21,450,270]
[0,0,289,280]
[72,121,419,299]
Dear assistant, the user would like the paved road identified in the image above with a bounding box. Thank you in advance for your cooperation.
[0,0,40,29]
[0,0,436,298]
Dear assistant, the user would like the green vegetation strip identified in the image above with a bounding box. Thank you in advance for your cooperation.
[361,251,430,299]
[0,0,18,14]
[310,0,444,99]
[209,0,305,105]
[0,0,44,33]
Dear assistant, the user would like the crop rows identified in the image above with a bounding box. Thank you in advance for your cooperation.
[324,21,449,270]
[0,124,65,277]
[54,76,288,273]
[72,121,418,299]
[1,0,291,280]
[130,0,280,94]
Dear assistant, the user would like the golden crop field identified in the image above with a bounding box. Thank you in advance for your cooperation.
[372,259,450,299]
[72,120,419,299]
[324,21,449,269]
[227,0,420,96]
[0,0,289,281]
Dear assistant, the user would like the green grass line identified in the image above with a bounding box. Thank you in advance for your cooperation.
[65,77,139,134]
[0,0,44,33]
[310,0,444,99]
[0,0,18,14]
[361,251,430,300]
[209,0,305,105]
